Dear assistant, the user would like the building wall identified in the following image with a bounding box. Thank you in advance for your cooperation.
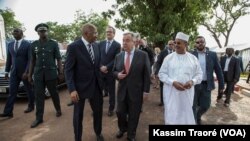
[0,14,6,62]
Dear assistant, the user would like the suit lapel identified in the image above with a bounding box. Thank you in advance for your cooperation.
[205,50,210,76]
[193,51,198,58]
[92,43,99,65]
[78,40,93,64]
[16,40,24,54]
[119,51,125,71]
[228,57,234,69]
[128,49,138,74]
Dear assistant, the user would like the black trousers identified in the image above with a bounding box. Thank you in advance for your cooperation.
[34,79,61,121]
[4,74,34,114]
[102,74,116,111]
[116,89,142,139]
[193,81,211,122]
[159,81,164,104]
[73,86,103,141]
[218,72,234,104]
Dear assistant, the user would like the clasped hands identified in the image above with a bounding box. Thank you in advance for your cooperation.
[173,80,193,91]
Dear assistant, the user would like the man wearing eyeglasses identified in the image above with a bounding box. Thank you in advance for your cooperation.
[99,26,121,117]
[192,36,224,125]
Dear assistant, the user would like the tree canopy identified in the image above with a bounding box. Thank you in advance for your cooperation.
[46,10,109,43]
[0,8,23,40]
[201,0,250,48]
[103,0,212,48]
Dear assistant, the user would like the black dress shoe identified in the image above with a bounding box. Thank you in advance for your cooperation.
[56,111,62,117]
[158,103,163,106]
[0,113,13,118]
[116,130,126,138]
[108,111,113,117]
[24,107,34,113]
[96,134,104,141]
[30,120,43,128]
[127,137,136,141]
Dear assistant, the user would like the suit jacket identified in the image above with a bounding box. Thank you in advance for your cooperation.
[192,50,224,90]
[220,56,240,82]
[113,49,151,102]
[154,49,168,75]
[236,56,244,72]
[65,39,103,99]
[139,45,155,66]
[5,39,31,78]
[99,40,121,73]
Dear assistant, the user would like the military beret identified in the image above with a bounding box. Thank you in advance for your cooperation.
[35,23,49,32]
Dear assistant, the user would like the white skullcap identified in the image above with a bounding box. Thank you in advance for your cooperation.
[175,32,189,42]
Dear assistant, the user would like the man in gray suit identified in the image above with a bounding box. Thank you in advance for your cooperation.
[113,32,151,141]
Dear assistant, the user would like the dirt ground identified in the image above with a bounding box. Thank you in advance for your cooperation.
[0,80,250,141]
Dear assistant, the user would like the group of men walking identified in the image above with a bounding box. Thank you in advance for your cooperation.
[156,32,241,125]
[0,23,63,129]
[0,22,243,141]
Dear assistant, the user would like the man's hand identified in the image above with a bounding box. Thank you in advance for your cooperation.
[4,73,9,80]
[100,66,108,73]
[71,91,79,103]
[117,70,127,80]
[173,81,185,91]
[183,80,193,89]
[22,73,28,80]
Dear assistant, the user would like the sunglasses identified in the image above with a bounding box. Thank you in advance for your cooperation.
[195,41,204,44]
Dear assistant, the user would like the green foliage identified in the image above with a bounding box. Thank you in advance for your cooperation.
[46,22,72,43]
[46,10,109,43]
[202,0,250,48]
[102,0,212,49]
[0,8,23,39]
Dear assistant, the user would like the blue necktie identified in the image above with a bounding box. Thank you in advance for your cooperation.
[106,41,111,54]
[14,41,18,52]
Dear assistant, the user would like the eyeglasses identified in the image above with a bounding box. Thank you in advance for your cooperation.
[195,41,204,44]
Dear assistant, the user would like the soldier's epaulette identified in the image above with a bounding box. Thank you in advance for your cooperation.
[50,39,58,42]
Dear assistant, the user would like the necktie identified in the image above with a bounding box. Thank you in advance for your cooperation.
[88,44,95,64]
[14,41,18,52]
[125,52,131,74]
[106,41,111,54]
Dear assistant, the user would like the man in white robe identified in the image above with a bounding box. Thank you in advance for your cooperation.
[158,32,203,125]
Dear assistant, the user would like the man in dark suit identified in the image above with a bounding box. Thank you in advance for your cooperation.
[28,23,63,128]
[138,39,154,67]
[99,26,121,116]
[154,40,175,106]
[113,32,151,141]
[65,23,104,141]
[218,48,240,107]
[235,50,244,72]
[0,28,34,118]
[192,36,224,124]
